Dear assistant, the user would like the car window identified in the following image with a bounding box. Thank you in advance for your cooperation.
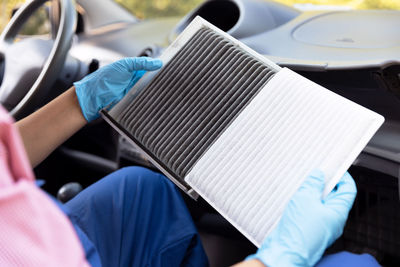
[19,5,51,36]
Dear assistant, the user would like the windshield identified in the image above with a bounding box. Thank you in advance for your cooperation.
[276,0,400,10]
[113,0,400,19]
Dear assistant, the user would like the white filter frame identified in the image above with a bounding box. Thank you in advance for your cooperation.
[104,16,384,247]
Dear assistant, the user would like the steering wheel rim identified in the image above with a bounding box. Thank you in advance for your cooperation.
[0,0,76,119]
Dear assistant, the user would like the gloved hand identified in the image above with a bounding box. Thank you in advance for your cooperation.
[247,170,357,267]
[74,57,162,122]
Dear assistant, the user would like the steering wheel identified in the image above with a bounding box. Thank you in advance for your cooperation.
[0,0,76,120]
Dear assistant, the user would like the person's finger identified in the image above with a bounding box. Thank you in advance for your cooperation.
[324,172,357,212]
[296,169,325,196]
[129,57,163,71]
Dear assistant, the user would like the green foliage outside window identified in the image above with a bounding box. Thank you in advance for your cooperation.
[115,0,400,19]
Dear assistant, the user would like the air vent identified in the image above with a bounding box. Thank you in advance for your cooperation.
[102,16,384,246]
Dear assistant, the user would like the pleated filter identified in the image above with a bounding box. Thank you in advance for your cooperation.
[101,16,384,246]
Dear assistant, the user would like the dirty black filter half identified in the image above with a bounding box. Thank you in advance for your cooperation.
[115,27,276,183]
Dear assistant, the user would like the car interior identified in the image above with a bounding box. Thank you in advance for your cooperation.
[1,0,400,266]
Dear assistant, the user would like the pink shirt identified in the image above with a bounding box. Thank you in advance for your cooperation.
[0,106,90,266]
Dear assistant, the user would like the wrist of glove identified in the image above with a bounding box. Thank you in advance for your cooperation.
[247,170,357,267]
[74,57,162,122]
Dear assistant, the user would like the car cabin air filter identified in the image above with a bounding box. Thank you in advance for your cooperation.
[101,16,384,246]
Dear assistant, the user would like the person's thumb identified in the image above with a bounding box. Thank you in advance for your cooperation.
[324,172,357,213]
[297,169,325,196]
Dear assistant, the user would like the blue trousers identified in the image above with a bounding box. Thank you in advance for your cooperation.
[64,166,209,267]
[63,166,380,267]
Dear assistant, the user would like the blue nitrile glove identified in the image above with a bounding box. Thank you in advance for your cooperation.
[247,170,357,267]
[74,57,162,122]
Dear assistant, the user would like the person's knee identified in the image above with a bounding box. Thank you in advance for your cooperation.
[112,166,156,182]
[110,166,176,197]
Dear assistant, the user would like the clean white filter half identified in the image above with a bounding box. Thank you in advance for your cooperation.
[185,67,384,247]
